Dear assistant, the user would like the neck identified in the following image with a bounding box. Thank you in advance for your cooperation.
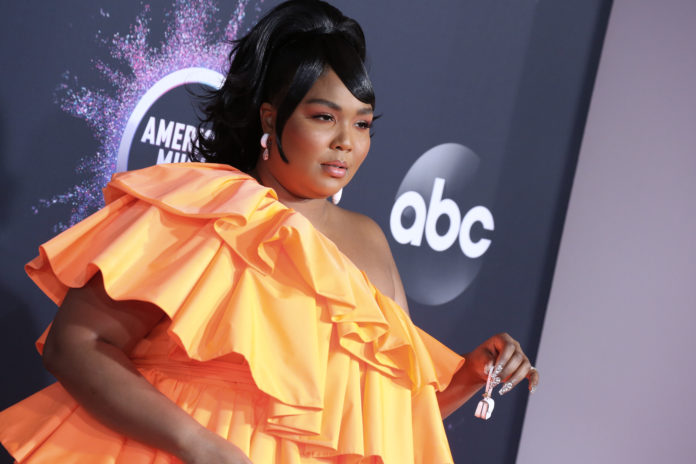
[281,194,332,227]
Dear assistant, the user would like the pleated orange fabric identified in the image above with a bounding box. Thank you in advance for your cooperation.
[0,163,465,463]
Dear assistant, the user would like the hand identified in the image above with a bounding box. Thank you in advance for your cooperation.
[465,332,539,396]
[178,427,254,464]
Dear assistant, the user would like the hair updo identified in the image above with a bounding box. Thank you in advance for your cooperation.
[193,0,375,172]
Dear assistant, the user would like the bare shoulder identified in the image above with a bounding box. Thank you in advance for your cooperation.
[330,208,392,263]
[343,208,390,247]
[329,207,410,315]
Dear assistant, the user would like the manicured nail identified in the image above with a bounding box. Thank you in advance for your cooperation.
[530,385,537,394]
[492,376,501,387]
[495,364,504,375]
[499,382,513,395]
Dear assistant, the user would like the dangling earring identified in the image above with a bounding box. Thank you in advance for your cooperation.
[260,133,270,160]
[332,188,343,205]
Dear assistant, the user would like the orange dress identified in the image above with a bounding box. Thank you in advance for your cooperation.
[0,163,465,463]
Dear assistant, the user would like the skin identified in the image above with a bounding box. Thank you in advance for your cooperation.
[42,67,539,464]
[254,68,402,307]
[254,68,539,418]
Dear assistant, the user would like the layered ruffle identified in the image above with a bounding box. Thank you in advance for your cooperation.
[1,162,465,463]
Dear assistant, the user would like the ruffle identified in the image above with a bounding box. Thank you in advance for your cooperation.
[4,162,464,463]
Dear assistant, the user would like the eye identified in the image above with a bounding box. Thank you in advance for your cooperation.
[356,117,375,130]
[313,113,334,122]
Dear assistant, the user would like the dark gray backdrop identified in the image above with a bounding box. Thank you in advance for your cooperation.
[0,1,611,462]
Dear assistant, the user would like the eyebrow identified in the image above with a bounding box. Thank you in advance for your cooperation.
[304,98,373,115]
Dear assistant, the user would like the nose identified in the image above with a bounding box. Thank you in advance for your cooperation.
[331,124,353,152]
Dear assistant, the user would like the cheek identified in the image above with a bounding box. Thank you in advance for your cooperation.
[355,137,371,164]
[345,137,370,183]
[282,121,325,157]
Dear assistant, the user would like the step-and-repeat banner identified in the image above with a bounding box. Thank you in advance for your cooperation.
[0,1,611,462]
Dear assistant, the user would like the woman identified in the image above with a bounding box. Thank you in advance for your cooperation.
[0,1,538,462]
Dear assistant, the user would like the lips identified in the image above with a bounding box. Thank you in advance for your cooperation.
[321,160,348,178]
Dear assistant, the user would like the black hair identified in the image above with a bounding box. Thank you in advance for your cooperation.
[192,0,375,172]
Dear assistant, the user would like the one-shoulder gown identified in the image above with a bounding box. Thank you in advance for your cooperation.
[0,163,465,463]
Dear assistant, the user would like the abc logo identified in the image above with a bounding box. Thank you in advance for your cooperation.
[390,178,493,257]
[389,143,494,306]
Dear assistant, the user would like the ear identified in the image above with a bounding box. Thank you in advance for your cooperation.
[259,102,276,134]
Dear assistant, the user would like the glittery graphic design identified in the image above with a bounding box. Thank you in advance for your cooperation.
[35,0,259,231]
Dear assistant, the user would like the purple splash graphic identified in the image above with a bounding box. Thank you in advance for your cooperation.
[35,0,260,231]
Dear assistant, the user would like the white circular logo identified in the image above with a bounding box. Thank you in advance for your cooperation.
[389,143,494,305]
[117,67,224,171]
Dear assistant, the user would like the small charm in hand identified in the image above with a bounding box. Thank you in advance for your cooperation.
[474,365,497,420]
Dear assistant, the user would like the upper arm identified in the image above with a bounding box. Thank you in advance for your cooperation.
[44,271,164,360]
[388,258,410,317]
[383,238,410,316]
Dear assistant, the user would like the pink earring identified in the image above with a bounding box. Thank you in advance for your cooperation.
[260,133,270,160]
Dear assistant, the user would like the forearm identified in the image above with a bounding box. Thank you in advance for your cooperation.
[43,337,206,461]
[436,357,486,420]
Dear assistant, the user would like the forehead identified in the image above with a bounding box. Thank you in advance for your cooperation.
[302,68,371,110]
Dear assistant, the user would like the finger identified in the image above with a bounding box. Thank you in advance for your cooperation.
[527,366,540,393]
[499,350,525,384]
[484,360,495,376]
[499,358,532,395]
[491,334,518,382]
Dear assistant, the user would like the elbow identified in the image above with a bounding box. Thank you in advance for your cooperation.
[41,327,74,378]
[41,332,62,376]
